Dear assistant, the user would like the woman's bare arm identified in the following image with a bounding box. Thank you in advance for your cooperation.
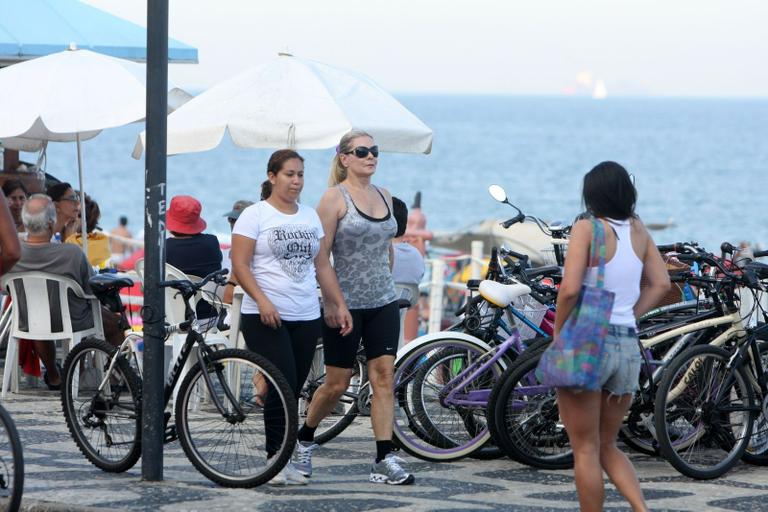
[315,251,352,335]
[0,195,21,272]
[634,225,671,318]
[553,219,592,336]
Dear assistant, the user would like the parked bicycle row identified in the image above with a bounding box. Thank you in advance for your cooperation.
[388,180,768,492]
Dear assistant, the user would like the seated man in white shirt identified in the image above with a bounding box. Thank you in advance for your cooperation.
[391,197,425,343]
[9,195,124,389]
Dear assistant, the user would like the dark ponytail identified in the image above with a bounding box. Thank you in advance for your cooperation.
[261,180,272,200]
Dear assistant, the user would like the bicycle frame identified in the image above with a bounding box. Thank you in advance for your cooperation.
[659,312,747,402]
[441,330,525,408]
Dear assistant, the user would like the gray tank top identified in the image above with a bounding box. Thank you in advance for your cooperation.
[333,184,397,309]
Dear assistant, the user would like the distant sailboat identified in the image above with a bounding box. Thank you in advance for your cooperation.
[592,80,607,99]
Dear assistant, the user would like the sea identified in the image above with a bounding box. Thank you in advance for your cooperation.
[20,95,768,254]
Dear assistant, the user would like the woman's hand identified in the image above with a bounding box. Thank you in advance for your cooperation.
[324,303,353,336]
[257,297,282,329]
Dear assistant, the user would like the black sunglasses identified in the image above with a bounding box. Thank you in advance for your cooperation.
[345,145,379,158]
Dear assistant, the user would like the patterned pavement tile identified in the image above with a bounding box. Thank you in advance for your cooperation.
[4,389,768,511]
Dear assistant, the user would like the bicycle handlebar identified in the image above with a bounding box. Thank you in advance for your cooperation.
[676,253,759,288]
[501,213,526,229]
[755,249,768,258]
[657,242,699,254]
[158,268,229,293]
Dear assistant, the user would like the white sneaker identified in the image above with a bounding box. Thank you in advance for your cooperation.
[293,441,319,478]
[269,461,308,486]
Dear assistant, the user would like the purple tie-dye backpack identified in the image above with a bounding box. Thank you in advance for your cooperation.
[537,218,614,390]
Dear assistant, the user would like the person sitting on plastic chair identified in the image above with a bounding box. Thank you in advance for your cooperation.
[8,195,124,389]
[391,197,425,345]
[165,195,223,322]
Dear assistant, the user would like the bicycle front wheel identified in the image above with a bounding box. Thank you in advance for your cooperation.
[175,348,298,488]
[654,344,755,479]
[61,337,142,472]
[0,405,23,512]
[393,338,502,461]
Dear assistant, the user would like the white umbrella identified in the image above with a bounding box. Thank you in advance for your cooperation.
[0,47,191,253]
[132,52,432,158]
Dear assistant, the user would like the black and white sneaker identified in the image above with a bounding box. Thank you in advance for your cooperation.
[369,454,415,485]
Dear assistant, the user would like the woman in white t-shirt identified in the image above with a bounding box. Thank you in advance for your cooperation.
[231,149,352,485]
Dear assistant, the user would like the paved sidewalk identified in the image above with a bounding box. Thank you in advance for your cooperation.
[5,389,768,511]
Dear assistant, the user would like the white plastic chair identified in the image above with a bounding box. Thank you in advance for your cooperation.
[1,271,104,398]
[395,282,420,350]
[134,259,234,401]
[229,286,246,350]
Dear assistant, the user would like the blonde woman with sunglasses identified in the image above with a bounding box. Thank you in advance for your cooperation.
[294,130,414,485]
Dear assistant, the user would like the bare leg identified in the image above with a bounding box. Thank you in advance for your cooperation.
[599,392,649,512]
[304,366,353,429]
[557,389,604,512]
[32,340,59,385]
[368,355,395,440]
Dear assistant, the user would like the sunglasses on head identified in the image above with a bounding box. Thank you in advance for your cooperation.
[345,145,379,158]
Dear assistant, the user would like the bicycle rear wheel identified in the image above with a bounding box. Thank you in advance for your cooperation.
[175,348,297,487]
[488,347,573,469]
[0,405,23,512]
[299,343,364,445]
[61,337,142,472]
[654,344,755,479]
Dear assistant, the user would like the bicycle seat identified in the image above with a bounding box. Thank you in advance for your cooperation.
[478,280,531,307]
[89,273,134,294]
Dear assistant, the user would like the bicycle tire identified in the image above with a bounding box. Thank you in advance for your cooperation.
[741,341,768,465]
[300,344,365,445]
[486,336,550,449]
[61,337,142,473]
[654,344,755,479]
[620,323,732,456]
[488,346,573,469]
[175,348,298,487]
[392,338,503,461]
[0,404,23,512]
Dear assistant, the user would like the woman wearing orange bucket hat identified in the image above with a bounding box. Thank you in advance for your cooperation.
[166,195,223,319]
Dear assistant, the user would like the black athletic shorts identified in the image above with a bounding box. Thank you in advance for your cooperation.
[322,300,400,369]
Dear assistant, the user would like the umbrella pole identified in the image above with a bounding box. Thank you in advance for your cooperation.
[76,133,88,256]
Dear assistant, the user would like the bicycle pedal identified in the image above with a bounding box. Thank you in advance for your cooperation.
[163,411,172,427]
[164,424,178,444]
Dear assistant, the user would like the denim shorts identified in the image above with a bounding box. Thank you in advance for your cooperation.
[598,325,641,396]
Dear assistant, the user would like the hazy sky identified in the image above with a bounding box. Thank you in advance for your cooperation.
[84,0,768,97]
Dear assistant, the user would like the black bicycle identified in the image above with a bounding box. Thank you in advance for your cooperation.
[60,269,297,487]
[0,403,23,512]
[653,253,768,479]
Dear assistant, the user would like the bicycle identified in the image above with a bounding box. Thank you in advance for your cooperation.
[298,284,420,445]
[0,403,23,512]
[486,241,747,465]
[392,270,557,462]
[60,269,298,487]
[652,252,768,479]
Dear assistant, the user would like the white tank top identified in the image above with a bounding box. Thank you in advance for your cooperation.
[584,219,643,328]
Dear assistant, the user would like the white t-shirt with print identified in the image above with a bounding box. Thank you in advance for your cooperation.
[232,201,324,320]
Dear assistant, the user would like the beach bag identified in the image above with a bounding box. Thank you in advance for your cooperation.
[537,219,614,390]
